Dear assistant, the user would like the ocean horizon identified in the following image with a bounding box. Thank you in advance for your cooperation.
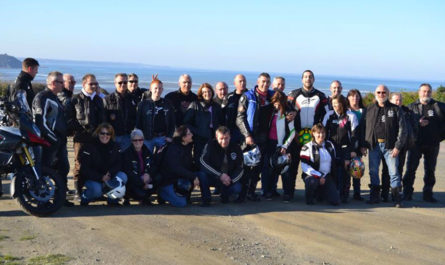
[0,58,443,96]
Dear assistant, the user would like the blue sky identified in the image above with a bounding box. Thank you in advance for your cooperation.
[1,0,444,81]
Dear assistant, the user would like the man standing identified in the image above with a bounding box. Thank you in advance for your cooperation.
[403,84,445,202]
[214,81,229,109]
[236,72,275,201]
[32,71,72,206]
[165,74,197,127]
[69,74,106,194]
[127,73,147,103]
[199,126,243,205]
[272,76,285,92]
[105,73,138,150]
[380,92,412,202]
[327,80,343,110]
[365,85,406,207]
[8,57,39,113]
[285,70,327,202]
[226,74,247,144]
[58,73,75,111]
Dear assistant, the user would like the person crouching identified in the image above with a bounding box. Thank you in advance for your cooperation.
[199,126,243,206]
[79,123,127,206]
[300,123,340,205]
[122,129,156,206]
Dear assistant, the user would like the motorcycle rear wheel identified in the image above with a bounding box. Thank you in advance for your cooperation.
[13,168,66,217]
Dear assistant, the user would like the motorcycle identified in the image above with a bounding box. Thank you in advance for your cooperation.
[0,99,65,216]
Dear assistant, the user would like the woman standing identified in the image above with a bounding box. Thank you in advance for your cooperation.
[322,95,359,203]
[184,83,223,164]
[262,91,295,200]
[300,123,339,205]
[346,89,367,201]
[79,123,127,206]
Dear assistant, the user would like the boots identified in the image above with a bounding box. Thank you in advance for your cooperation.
[423,191,438,203]
[381,187,389,202]
[366,185,381,204]
[391,187,403,208]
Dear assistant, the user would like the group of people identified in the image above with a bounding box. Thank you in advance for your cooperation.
[5,57,445,208]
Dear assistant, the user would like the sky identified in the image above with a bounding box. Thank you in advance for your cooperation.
[1,0,445,81]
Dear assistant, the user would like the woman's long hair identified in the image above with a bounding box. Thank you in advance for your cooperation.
[271,91,287,116]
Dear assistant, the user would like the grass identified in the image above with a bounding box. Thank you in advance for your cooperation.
[19,235,36,241]
[0,254,22,265]
[26,254,72,265]
[0,236,9,242]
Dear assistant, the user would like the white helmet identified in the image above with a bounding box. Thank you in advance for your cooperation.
[104,176,126,199]
[243,145,261,167]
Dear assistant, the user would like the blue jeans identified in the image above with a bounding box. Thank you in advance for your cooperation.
[199,171,241,202]
[368,143,401,188]
[82,171,127,203]
[115,135,131,151]
[159,184,187,207]
[144,136,166,153]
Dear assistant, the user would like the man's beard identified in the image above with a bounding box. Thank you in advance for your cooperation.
[420,96,431,104]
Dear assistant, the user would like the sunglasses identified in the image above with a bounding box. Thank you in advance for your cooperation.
[128,80,138,83]
[376,91,386,94]
[88,82,99,86]
[117,81,128,85]
[132,139,144,142]
[55,80,64,84]
[99,132,111,136]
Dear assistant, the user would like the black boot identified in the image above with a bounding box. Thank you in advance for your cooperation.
[403,187,413,201]
[381,187,389,202]
[391,187,403,208]
[366,185,381,204]
[423,191,438,203]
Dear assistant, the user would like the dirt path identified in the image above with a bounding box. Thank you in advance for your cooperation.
[1,144,445,265]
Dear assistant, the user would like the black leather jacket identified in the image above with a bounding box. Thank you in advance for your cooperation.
[136,98,175,140]
[105,91,137,136]
[183,100,223,142]
[79,139,122,183]
[8,71,35,113]
[32,89,67,144]
[69,92,106,143]
[365,101,407,150]
[199,139,243,183]
[122,144,157,189]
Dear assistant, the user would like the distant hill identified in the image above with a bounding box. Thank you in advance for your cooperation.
[0,54,21,68]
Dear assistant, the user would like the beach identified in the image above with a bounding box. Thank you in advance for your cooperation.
[0,141,444,265]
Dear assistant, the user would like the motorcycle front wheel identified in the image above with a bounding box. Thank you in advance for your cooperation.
[13,167,66,217]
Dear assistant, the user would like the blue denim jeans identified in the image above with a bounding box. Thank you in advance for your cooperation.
[115,135,131,151]
[159,184,187,207]
[144,136,166,153]
[81,171,128,203]
[368,143,401,188]
[198,171,241,202]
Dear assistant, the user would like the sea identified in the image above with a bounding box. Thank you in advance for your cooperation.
[0,58,443,96]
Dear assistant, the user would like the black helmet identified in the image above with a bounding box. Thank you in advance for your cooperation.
[269,148,291,174]
[174,178,192,196]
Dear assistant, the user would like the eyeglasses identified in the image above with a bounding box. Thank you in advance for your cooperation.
[99,132,111,136]
[376,91,386,94]
[128,80,138,83]
[88,82,99,86]
[132,139,144,142]
[117,81,128,85]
